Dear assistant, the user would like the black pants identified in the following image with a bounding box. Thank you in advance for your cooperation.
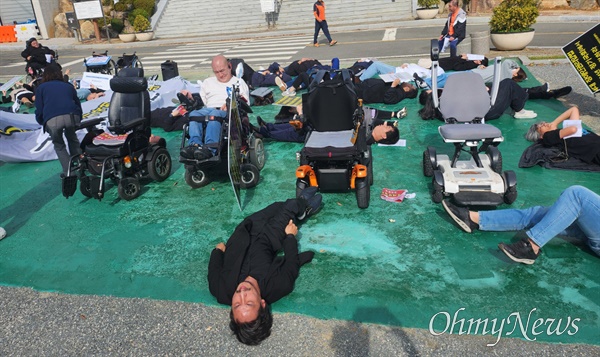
[485,79,528,120]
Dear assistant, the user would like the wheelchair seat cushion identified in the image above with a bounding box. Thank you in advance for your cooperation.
[92,132,128,146]
[305,130,355,149]
[303,130,359,158]
[439,123,502,141]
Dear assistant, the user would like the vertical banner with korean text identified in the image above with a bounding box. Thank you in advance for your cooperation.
[562,23,600,95]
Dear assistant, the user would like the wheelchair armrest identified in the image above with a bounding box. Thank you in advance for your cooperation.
[108,117,147,134]
[77,117,106,130]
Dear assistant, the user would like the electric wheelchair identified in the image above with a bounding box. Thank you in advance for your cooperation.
[422,40,517,206]
[179,83,265,189]
[62,68,172,201]
[295,69,372,209]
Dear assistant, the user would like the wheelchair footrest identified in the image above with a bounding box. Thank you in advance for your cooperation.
[62,175,78,198]
[453,191,504,207]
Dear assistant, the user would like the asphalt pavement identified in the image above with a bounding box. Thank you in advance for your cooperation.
[1,11,599,356]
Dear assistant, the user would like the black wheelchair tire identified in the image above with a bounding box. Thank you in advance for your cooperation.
[148,148,172,182]
[79,176,93,198]
[118,177,141,201]
[296,179,308,198]
[356,178,370,209]
[249,137,266,170]
[185,167,210,189]
[240,164,260,189]
[423,149,434,177]
[432,178,444,204]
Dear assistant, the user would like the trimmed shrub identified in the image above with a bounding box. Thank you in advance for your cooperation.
[128,8,149,24]
[111,18,124,34]
[133,14,151,33]
[489,0,539,33]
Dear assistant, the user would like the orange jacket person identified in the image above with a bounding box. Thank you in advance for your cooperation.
[312,0,337,47]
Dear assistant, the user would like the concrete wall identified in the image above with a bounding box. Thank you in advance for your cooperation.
[31,0,61,38]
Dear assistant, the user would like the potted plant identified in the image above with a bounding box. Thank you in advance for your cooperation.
[119,27,136,42]
[416,0,440,19]
[489,0,539,50]
[133,15,153,41]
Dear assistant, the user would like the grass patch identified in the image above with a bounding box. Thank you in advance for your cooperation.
[528,55,566,60]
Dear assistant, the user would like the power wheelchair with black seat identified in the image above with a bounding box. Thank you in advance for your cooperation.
[422,39,517,206]
[295,69,373,209]
[179,83,265,189]
[62,68,172,201]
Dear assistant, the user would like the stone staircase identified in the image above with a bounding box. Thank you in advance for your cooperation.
[154,0,414,40]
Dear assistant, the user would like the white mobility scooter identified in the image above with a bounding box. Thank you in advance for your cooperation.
[422,40,517,206]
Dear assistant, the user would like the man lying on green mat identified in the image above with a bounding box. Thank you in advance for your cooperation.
[248,104,401,145]
[208,189,321,345]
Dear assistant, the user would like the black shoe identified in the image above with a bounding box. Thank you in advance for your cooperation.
[299,186,318,201]
[180,146,196,159]
[441,200,478,233]
[193,147,213,160]
[305,194,323,218]
[257,116,267,128]
[498,239,540,265]
[550,86,572,98]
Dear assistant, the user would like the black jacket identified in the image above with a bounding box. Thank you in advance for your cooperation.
[207,201,314,305]
[356,78,406,105]
[21,43,55,66]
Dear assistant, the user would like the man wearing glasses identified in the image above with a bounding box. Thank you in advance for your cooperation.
[180,55,249,160]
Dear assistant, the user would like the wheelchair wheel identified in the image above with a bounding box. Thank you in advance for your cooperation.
[79,176,93,198]
[118,177,141,200]
[296,179,309,198]
[134,58,143,71]
[432,178,444,204]
[249,137,266,170]
[423,147,437,177]
[486,146,503,174]
[355,178,370,209]
[240,164,260,189]
[104,59,117,75]
[148,148,172,182]
[185,167,209,189]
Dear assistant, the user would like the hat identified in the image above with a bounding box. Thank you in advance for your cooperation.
[417,58,432,69]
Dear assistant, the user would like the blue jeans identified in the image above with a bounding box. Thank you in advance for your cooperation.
[359,61,395,81]
[479,186,600,256]
[314,20,332,44]
[187,107,226,153]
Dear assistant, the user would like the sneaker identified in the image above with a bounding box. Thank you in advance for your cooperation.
[396,107,407,119]
[171,98,181,105]
[329,40,337,46]
[498,239,540,264]
[193,147,213,160]
[542,82,549,92]
[313,43,320,47]
[11,100,20,113]
[550,86,572,98]
[441,200,478,233]
[275,76,287,92]
[298,186,318,201]
[282,88,296,97]
[514,109,537,119]
[305,194,323,218]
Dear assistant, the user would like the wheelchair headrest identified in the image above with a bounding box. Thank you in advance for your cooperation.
[110,74,148,93]
[117,67,144,78]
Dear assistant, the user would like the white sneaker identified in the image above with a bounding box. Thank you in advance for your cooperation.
[258,66,265,71]
[514,109,537,119]
[275,77,287,92]
[11,100,20,113]
[282,88,296,97]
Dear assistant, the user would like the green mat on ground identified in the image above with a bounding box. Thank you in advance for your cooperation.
[1,66,599,345]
